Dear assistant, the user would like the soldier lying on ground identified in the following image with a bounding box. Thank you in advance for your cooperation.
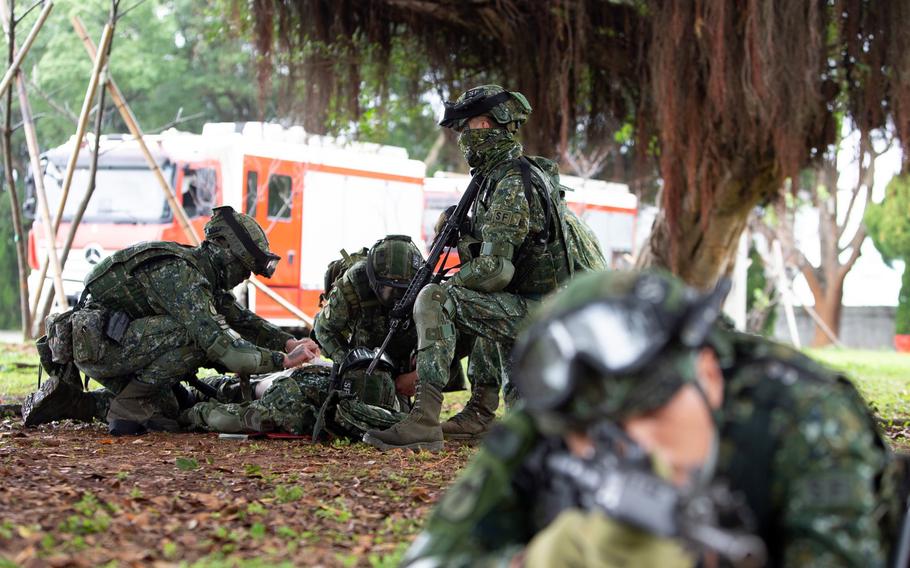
[22,206,316,435]
[314,235,505,442]
[404,270,906,567]
[180,349,413,440]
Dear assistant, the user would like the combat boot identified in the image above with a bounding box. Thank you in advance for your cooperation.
[441,383,499,441]
[21,373,99,426]
[363,381,444,452]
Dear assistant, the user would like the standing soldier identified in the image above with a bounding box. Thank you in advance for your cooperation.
[23,206,316,435]
[364,85,576,451]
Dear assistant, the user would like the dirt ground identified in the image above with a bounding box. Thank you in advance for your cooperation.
[0,418,473,567]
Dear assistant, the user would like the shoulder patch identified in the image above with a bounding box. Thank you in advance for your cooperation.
[487,207,522,227]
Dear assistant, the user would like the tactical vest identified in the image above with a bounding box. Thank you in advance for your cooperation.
[470,156,573,296]
[84,241,201,318]
[718,334,895,561]
[335,261,417,364]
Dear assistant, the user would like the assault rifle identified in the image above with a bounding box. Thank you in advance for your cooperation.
[543,424,766,567]
[366,174,484,375]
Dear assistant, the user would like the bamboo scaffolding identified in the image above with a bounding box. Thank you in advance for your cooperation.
[0,0,67,314]
[0,0,52,100]
[72,16,315,329]
[29,20,113,321]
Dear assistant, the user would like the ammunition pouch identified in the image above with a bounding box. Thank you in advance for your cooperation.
[71,307,109,365]
[45,309,75,365]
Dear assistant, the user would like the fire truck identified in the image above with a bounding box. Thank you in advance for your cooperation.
[27,123,637,327]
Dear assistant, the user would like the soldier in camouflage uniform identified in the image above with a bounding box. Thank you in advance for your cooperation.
[404,270,903,567]
[180,356,408,439]
[364,85,577,452]
[314,235,493,439]
[23,206,316,435]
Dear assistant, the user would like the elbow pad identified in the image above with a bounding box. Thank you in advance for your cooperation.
[205,331,282,374]
[451,255,516,292]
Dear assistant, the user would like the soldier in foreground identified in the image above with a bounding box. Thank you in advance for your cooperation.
[364,85,579,451]
[24,206,316,435]
[404,270,903,567]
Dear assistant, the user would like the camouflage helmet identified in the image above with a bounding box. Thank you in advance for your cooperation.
[511,269,730,431]
[439,85,532,131]
[204,206,281,278]
[366,235,423,306]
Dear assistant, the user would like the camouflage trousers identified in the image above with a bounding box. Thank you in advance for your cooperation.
[415,285,531,406]
[182,365,407,438]
[72,309,209,423]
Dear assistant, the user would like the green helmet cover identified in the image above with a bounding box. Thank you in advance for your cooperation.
[204,206,280,277]
[440,84,532,131]
[512,269,728,431]
[366,235,423,305]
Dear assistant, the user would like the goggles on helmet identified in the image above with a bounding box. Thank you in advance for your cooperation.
[439,91,513,129]
[511,299,671,412]
[218,207,281,277]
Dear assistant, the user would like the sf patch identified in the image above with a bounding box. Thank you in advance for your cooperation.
[488,208,521,226]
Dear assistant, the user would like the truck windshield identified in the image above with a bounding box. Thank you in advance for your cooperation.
[42,161,174,224]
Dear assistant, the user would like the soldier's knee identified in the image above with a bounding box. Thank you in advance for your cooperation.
[204,405,246,433]
[414,284,456,349]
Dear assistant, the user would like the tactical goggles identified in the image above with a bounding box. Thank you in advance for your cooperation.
[219,207,281,277]
[439,91,512,129]
[511,300,672,412]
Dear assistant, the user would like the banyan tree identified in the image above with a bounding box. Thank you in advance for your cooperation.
[241,0,910,289]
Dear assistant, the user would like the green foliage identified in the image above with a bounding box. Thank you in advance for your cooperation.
[0,191,25,329]
[58,493,111,535]
[866,175,910,333]
[175,457,199,471]
[745,245,776,336]
[273,485,303,504]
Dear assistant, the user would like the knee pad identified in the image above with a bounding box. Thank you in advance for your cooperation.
[414,284,456,349]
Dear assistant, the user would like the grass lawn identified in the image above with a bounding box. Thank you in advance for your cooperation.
[807,348,910,422]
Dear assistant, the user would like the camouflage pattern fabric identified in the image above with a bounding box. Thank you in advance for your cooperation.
[183,365,408,438]
[314,260,418,364]
[402,331,898,567]
[72,240,293,424]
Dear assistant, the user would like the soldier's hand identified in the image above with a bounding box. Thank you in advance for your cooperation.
[395,370,419,397]
[521,510,695,568]
[434,205,459,247]
[283,341,320,368]
[285,338,321,359]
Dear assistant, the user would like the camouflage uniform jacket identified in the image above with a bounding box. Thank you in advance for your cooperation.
[84,241,292,371]
[314,259,417,366]
[451,144,572,297]
[404,332,898,567]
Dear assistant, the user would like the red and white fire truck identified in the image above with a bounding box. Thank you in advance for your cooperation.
[27,123,637,327]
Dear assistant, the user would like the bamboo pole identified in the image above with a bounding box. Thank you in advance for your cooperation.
[29,20,113,320]
[72,15,199,245]
[0,0,67,313]
[2,0,30,340]
[0,0,52,100]
[73,15,314,329]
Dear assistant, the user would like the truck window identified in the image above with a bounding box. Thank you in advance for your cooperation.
[245,171,258,216]
[181,167,217,218]
[267,174,292,220]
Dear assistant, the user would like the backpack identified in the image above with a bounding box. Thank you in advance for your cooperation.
[563,205,607,272]
[320,247,368,307]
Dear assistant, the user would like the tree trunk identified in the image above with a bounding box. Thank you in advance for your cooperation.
[810,279,844,347]
[637,167,777,290]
